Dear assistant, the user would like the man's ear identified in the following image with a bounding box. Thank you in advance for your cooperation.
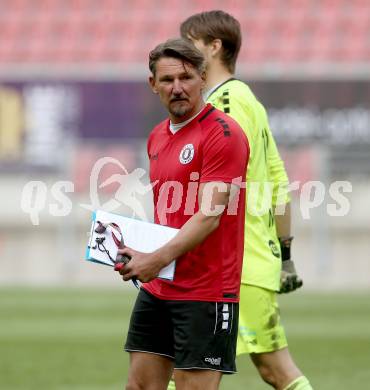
[149,76,158,94]
[210,39,222,58]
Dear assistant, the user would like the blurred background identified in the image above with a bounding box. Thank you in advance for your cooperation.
[0,0,369,389]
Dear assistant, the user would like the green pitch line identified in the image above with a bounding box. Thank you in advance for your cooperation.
[0,288,369,390]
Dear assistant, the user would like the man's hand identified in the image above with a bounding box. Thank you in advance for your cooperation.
[279,260,303,294]
[115,247,168,283]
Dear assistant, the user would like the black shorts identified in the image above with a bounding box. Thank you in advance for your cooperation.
[124,288,239,374]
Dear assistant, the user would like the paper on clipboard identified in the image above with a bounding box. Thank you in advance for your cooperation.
[86,210,178,281]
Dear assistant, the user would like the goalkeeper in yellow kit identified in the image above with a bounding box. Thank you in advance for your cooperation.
[172,10,313,390]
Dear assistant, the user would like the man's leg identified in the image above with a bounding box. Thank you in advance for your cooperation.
[174,369,222,390]
[126,352,174,390]
[238,285,313,389]
[250,347,311,390]
[125,289,175,389]
[166,300,239,390]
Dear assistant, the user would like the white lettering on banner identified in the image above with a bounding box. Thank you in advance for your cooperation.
[268,107,370,144]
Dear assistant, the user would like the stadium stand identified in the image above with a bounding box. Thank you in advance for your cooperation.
[0,0,369,72]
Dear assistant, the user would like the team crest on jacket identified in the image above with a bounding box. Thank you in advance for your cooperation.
[179,144,195,164]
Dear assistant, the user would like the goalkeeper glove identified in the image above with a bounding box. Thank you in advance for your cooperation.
[278,237,303,294]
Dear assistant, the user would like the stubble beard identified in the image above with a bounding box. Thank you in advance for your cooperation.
[169,101,191,119]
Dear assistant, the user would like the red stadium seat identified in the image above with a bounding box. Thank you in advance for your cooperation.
[0,0,368,69]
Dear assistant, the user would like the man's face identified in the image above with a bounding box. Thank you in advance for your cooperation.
[149,57,205,122]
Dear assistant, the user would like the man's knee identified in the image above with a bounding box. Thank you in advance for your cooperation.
[251,348,303,389]
[126,372,160,390]
[126,381,141,390]
[256,364,278,387]
[126,376,149,390]
[174,369,222,390]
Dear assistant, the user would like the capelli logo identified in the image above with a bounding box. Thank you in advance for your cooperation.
[204,357,221,366]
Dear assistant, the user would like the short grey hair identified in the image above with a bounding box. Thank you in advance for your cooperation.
[149,38,205,76]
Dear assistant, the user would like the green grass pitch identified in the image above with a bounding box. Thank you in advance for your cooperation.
[0,287,369,389]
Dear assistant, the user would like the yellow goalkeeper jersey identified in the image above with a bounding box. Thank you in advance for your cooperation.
[206,79,290,291]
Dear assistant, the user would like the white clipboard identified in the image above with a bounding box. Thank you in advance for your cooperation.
[86,210,177,281]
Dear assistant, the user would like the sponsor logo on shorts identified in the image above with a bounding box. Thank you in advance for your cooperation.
[204,357,221,366]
